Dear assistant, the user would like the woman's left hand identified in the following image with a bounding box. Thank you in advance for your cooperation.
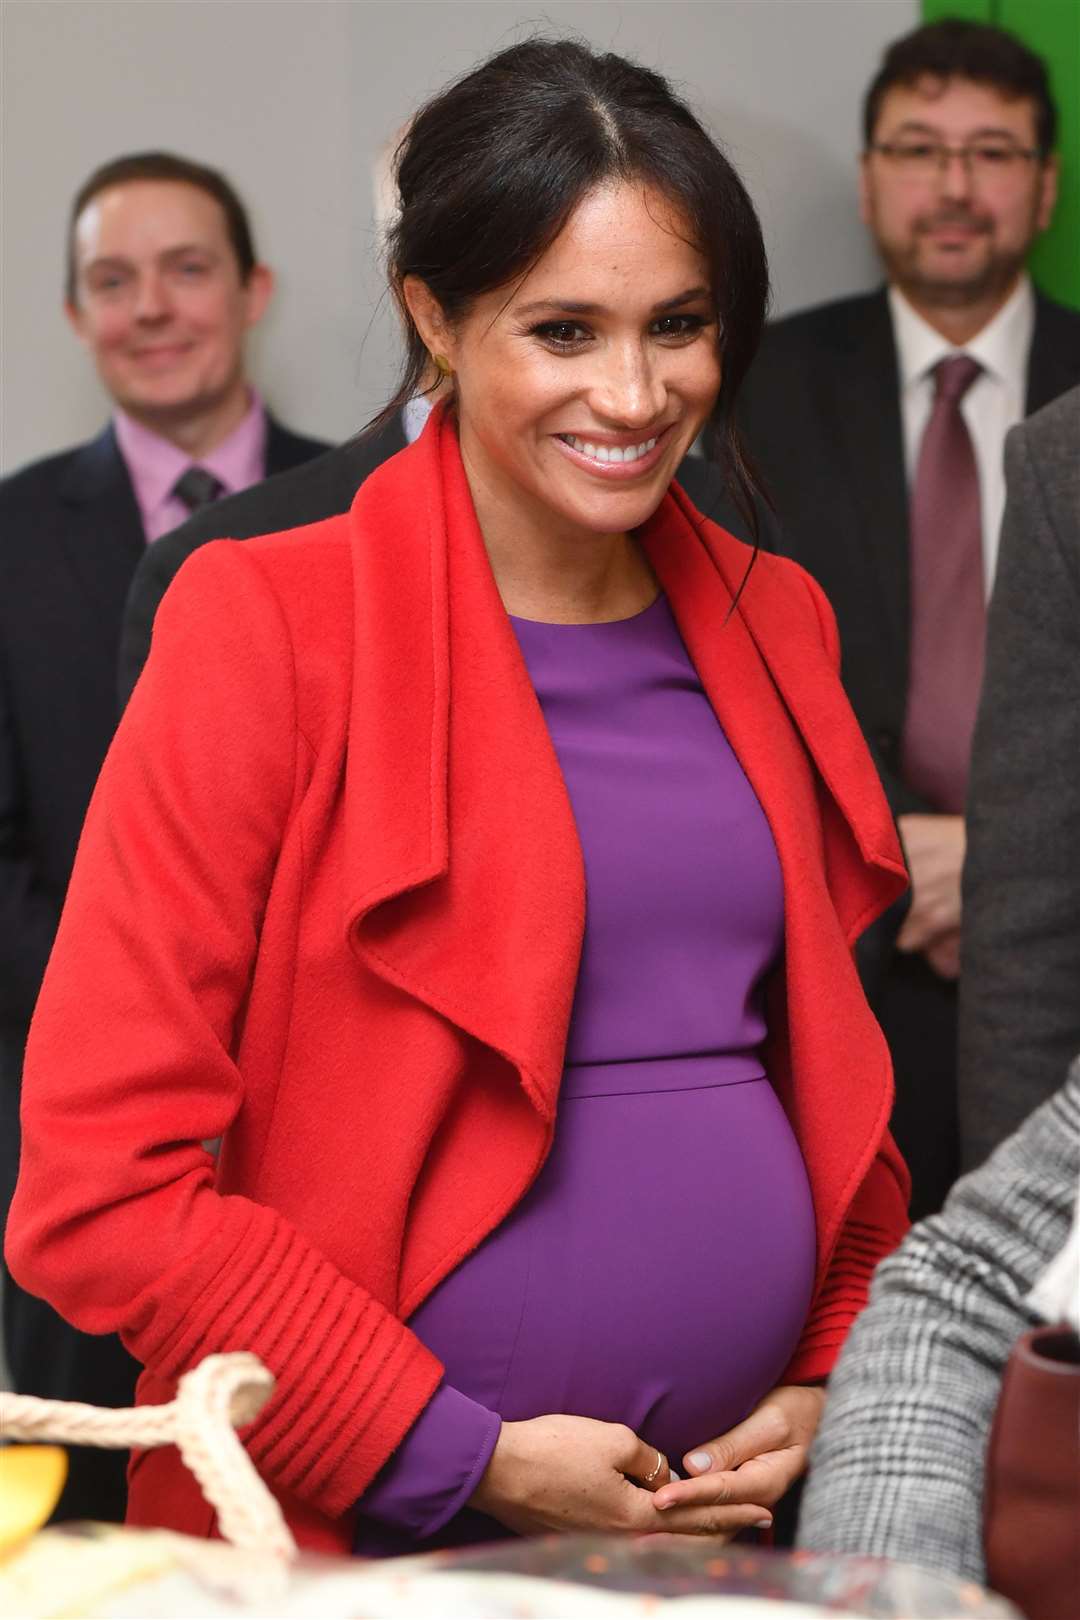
[649,1384,826,1538]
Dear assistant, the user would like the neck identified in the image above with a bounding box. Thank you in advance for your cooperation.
[487,527,658,624]
[125,378,254,459]
[463,448,657,625]
[895,272,1022,347]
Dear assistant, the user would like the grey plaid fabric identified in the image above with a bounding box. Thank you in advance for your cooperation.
[797,1059,1080,1583]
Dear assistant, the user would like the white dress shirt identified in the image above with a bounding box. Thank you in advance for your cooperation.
[889,275,1034,593]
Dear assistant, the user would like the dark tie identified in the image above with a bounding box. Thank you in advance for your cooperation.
[901,354,984,813]
[172,466,225,512]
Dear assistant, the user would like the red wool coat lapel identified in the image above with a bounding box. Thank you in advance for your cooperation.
[644,484,907,1283]
[344,418,585,1130]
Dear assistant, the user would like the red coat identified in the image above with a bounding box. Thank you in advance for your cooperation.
[7,409,909,1556]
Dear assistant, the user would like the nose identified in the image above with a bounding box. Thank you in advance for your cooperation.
[589,339,667,429]
[133,270,172,324]
[937,148,975,203]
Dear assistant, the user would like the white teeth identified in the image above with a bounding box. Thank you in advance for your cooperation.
[564,434,659,463]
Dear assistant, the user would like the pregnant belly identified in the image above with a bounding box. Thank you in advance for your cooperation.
[409,1057,817,1462]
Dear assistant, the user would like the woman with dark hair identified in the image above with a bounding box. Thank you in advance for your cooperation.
[7,40,909,1558]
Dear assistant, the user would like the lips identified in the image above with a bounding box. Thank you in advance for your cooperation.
[130,343,195,365]
[918,215,990,239]
[554,423,675,479]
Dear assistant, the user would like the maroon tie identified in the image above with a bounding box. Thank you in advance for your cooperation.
[172,466,225,512]
[901,354,984,813]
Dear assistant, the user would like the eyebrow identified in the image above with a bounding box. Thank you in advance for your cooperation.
[886,120,1027,142]
[83,244,217,274]
[514,285,712,319]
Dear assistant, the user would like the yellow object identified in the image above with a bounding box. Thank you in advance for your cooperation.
[0,1446,68,1557]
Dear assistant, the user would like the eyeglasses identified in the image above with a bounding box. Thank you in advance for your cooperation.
[870,140,1041,180]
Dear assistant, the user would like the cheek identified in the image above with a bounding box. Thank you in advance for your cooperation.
[464,355,568,442]
[176,287,237,339]
[687,347,723,404]
[881,192,916,234]
[91,312,135,354]
[998,194,1038,239]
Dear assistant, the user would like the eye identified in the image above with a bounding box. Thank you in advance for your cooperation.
[531,321,590,349]
[87,273,128,295]
[652,313,708,341]
[972,144,1014,165]
[176,260,210,277]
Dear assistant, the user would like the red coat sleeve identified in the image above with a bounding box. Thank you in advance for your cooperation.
[5,543,442,1518]
[783,1133,910,1383]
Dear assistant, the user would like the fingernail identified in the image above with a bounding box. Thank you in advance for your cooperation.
[687,1450,713,1472]
[755,1518,772,1529]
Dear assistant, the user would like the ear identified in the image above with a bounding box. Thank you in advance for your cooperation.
[402,275,453,364]
[242,263,275,329]
[1035,154,1059,233]
[856,153,873,227]
[64,298,90,346]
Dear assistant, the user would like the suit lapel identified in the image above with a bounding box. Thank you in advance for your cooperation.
[1026,294,1080,414]
[264,417,314,476]
[823,291,910,664]
[56,426,146,621]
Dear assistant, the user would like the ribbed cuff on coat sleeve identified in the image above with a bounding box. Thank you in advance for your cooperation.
[355,1381,502,1542]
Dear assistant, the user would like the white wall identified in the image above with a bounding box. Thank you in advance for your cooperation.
[1,0,917,474]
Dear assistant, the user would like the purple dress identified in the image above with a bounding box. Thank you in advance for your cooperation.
[355,595,816,1555]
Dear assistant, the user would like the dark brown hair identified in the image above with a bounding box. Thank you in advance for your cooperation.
[863,18,1057,155]
[66,151,258,303]
[368,38,771,536]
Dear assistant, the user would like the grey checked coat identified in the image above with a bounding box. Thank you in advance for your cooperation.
[797,1058,1080,1583]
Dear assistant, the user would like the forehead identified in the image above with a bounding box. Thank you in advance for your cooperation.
[511,181,707,301]
[74,180,231,262]
[874,75,1040,143]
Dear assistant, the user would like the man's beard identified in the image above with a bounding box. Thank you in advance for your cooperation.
[882,207,1026,310]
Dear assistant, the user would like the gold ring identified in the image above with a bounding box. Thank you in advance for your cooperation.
[642,1449,666,1484]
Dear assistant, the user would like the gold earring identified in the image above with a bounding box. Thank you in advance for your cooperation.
[432,353,452,379]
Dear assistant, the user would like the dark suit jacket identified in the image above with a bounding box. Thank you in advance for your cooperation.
[117,419,735,704]
[733,286,1080,816]
[0,415,327,1049]
[959,385,1080,1168]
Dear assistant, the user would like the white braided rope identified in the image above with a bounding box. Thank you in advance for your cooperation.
[0,1352,296,1561]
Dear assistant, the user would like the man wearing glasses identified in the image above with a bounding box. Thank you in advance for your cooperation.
[732,18,1080,1220]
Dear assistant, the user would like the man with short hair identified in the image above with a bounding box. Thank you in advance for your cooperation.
[0,151,328,1520]
[732,19,1080,1218]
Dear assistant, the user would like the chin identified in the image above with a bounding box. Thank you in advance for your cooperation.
[566,487,672,536]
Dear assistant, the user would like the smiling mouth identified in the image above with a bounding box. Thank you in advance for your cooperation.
[555,423,678,476]
[132,343,194,361]
[559,433,659,464]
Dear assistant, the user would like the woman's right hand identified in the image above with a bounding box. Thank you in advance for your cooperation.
[468,1414,672,1536]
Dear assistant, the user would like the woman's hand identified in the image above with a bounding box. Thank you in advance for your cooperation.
[649,1384,826,1539]
[468,1414,674,1537]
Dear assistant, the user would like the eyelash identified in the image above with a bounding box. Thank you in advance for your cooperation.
[528,314,710,350]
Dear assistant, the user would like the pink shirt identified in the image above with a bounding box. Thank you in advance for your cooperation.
[113,393,268,543]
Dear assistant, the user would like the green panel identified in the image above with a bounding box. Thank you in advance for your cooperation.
[921,0,1080,309]
[922,0,994,19]
[1000,1,1080,309]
